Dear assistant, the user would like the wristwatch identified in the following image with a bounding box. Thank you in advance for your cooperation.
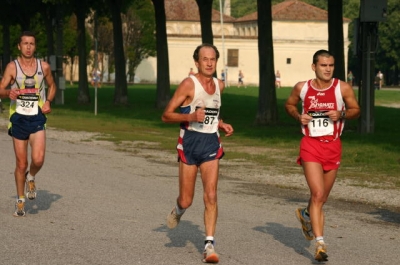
[340,110,346,119]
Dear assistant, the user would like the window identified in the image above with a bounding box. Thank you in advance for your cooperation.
[286,58,291,64]
[227,49,239,67]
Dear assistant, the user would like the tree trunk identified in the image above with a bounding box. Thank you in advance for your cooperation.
[196,0,214,44]
[55,4,65,105]
[255,0,278,125]
[152,0,171,109]
[328,0,345,81]
[76,8,90,103]
[2,22,11,72]
[108,0,129,105]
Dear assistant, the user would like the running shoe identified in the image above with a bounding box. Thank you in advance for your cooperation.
[167,207,183,229]
[25,172,37,200]
[295,207,314,240]
[314,241,328,262]
[202,241,219,263]
[13,200,26,217]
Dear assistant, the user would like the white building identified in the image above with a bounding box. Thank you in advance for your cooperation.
[135,0,350,87]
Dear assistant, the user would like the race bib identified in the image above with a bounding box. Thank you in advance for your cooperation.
[307,111,334,137]
[189,107,219,133]
[15,88,39,116]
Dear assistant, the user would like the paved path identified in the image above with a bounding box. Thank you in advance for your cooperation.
[0,126,399,265]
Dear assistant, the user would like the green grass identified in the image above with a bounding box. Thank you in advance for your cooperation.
[2,84,399,189]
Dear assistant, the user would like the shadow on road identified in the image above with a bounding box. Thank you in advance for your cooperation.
[154,220,205,254]
[19,190,62,215]
[253,222,318,262]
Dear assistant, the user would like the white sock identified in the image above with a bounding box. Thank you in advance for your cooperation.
[316,236,324,243]
[204,236,214,249]
[27,173,35,182]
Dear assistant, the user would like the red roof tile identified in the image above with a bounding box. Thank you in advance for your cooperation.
[165,0,235,22]
[236,0,350,22]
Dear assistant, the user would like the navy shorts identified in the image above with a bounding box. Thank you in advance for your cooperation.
[8,111,47,140]
[177,130,224,166]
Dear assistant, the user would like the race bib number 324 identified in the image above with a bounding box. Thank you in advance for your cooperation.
[16,89,39,115]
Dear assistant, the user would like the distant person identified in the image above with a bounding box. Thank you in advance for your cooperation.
[374,74,381,90]
[91,68,101,88]
[238,70,245,88]
[285,50,360,262]
[275,70,281,88]
[162,43,233,263]
[188,67,195,76]
[221,69,225,82]
[377,71,383,89]
[347,71,354,87]
[0,31,57,217]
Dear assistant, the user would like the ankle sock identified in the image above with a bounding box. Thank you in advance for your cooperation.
[17,196,25,202]
[204,236,214,248]
[175,205,185,215]
[316,236,324,243]
[27,173,35,182]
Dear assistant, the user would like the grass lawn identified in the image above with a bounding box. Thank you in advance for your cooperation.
[3,83,399,189]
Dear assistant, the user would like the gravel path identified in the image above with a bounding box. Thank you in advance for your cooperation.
[47,126,400,209]
[1,116,399,209]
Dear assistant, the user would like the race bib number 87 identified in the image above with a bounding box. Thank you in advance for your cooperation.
[307,111,334,137]
[190,107,219,133]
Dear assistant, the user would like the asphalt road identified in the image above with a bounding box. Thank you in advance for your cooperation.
[0,127,399,265]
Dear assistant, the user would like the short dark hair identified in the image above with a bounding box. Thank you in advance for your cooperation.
[312,49,333,64]
[19,31,36,44]
[193,43,220,61]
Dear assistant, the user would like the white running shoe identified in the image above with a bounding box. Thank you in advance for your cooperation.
[25,172,37,200]
[13,200,26,217]
[202,241,219,263]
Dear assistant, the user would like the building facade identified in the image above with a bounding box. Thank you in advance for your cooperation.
[135,0,350,87]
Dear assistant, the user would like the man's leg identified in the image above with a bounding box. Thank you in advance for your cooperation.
[199,160,219,238]
[199,160,220,263]
[303,161,337,261]
[177,161,198,209]
[12,138,29,197]
[28,130,46,176]
[303,162,336,237]
[167,161,197,229]
[12,138,29,216]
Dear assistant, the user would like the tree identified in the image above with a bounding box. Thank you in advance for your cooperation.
[63,15,79,85]
[328,0,345,81]
[255,0,278,125]
[122,0,156,83]
[151,0,171,109]
[375,0,400,85]
[106,0,133,105]
[95,16,114,82]
[73,0,92,103]
[195,0,214,44]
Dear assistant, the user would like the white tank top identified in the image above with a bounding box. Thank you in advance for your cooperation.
[180,75,221,134]
[10,58,47,116]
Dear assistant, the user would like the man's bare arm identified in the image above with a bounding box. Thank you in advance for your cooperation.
[0,62,16,99]
[161,78,204,124]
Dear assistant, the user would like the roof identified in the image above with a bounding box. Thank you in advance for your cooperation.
[165,0,236,22]
[236,0,351,22]
[164,0,350,23]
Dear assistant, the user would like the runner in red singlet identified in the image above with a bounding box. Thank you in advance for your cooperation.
[285,50,360,262]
